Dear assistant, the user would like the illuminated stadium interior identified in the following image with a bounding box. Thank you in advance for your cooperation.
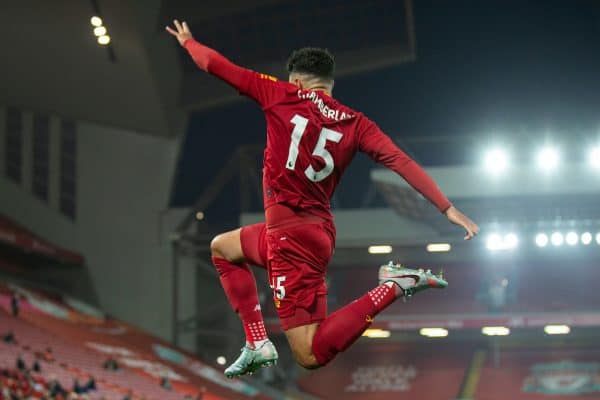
[2,1,600,399]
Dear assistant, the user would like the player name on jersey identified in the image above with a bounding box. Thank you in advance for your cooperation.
[297,90,354,121]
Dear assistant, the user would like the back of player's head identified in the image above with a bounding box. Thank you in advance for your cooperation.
[287,47,335,82]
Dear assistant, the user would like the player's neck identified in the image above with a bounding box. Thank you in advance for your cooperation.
[307,85,332,96]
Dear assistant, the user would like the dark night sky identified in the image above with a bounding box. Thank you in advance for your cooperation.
[172,0,600,225]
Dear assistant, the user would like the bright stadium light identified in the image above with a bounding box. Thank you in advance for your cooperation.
[596,233,600,245]
[589,147,600,169]
[535,233,549,247]
[565,231,578,246]
[362,329,391,338]
[536,147,560,172]
[482,326,510,336]
[504,233,518,249]
[487,233,518,251]
[420,328,448,338]
[484,148,509,175]
[98,35,111,45]
[544,325,570,335]
[94,26,107,37]
[550,232,564,246]
[486,234,503,251]
[368,245,392,254]
[426,243,451,253]
[195,211,205,220]
[581,232,592,245]
[216,356,226,365]
[90,16,103,27]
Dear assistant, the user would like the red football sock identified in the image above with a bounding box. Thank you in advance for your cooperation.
[212,257,268,348]
[311,283,398,365]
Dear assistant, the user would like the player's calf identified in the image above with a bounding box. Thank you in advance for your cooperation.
[210,227,277,377]
[307,263,449,366]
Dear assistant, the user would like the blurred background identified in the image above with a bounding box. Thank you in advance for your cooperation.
[1,0,600,399]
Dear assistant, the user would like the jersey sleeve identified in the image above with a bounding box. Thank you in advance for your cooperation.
[357,116,452,213]
[183,39,284,107]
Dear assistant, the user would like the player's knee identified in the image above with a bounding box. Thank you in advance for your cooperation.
[294,352,321,370]
[210,234,226,259]
[289,340,321,369]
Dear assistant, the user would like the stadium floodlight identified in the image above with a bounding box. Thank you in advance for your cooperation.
[426,243,451,253]
[216,356,226,365]
[420,328,449,338]
[536,147,560,172]
[535,233,549,247]
[368,245,392,254]
[486,234,503,251]
[486,233,518,251]
[550,232,564,246]
[589,147,600,169]
[544,325,570,335]
[98,35,111,45]
[504,233,518,249]
[90,16,103,27]
[581,232,593,245]
[93,26,107,37]
[484,148,509,175]
[195,211,205,220]
[565,231,579,246]
[482,326,510,336]
[596,233,600,245]
[362,329,391,338]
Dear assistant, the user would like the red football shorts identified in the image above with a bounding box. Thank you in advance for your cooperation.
[240,223,268,269]
[240,221,335,330]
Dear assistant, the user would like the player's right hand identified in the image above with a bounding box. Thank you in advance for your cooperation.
[165,19,193,47]
[445,206,480,240]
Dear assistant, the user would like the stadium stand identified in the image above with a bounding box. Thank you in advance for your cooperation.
[297,342,471,400]
[0,282,268,400]
[476,347,600,400]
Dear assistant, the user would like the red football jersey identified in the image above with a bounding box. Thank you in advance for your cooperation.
[184,40,451,220]
[239,76,386,216]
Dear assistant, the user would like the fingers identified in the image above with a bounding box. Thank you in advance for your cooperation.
[464,229,474,241]
[182,21,190,33]
[445,206,481,241]
[173,19,183,33]
[165,26,177,36]
[463,222,480,240]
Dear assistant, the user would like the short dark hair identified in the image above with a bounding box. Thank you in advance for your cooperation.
[287,47,335,81]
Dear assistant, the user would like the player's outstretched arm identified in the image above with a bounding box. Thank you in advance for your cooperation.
[165,19,248,90]
[358,119,479,240]
[166,19,282,107]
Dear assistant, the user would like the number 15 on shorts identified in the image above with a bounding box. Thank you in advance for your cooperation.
[271,276,286,300]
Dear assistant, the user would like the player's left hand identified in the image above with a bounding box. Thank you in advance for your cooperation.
[445,206,479,240]
[165,19,193,47]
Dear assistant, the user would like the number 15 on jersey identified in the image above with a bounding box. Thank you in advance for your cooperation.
[286,114,343,183]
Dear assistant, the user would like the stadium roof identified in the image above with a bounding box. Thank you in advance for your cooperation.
[0,0,415,137]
